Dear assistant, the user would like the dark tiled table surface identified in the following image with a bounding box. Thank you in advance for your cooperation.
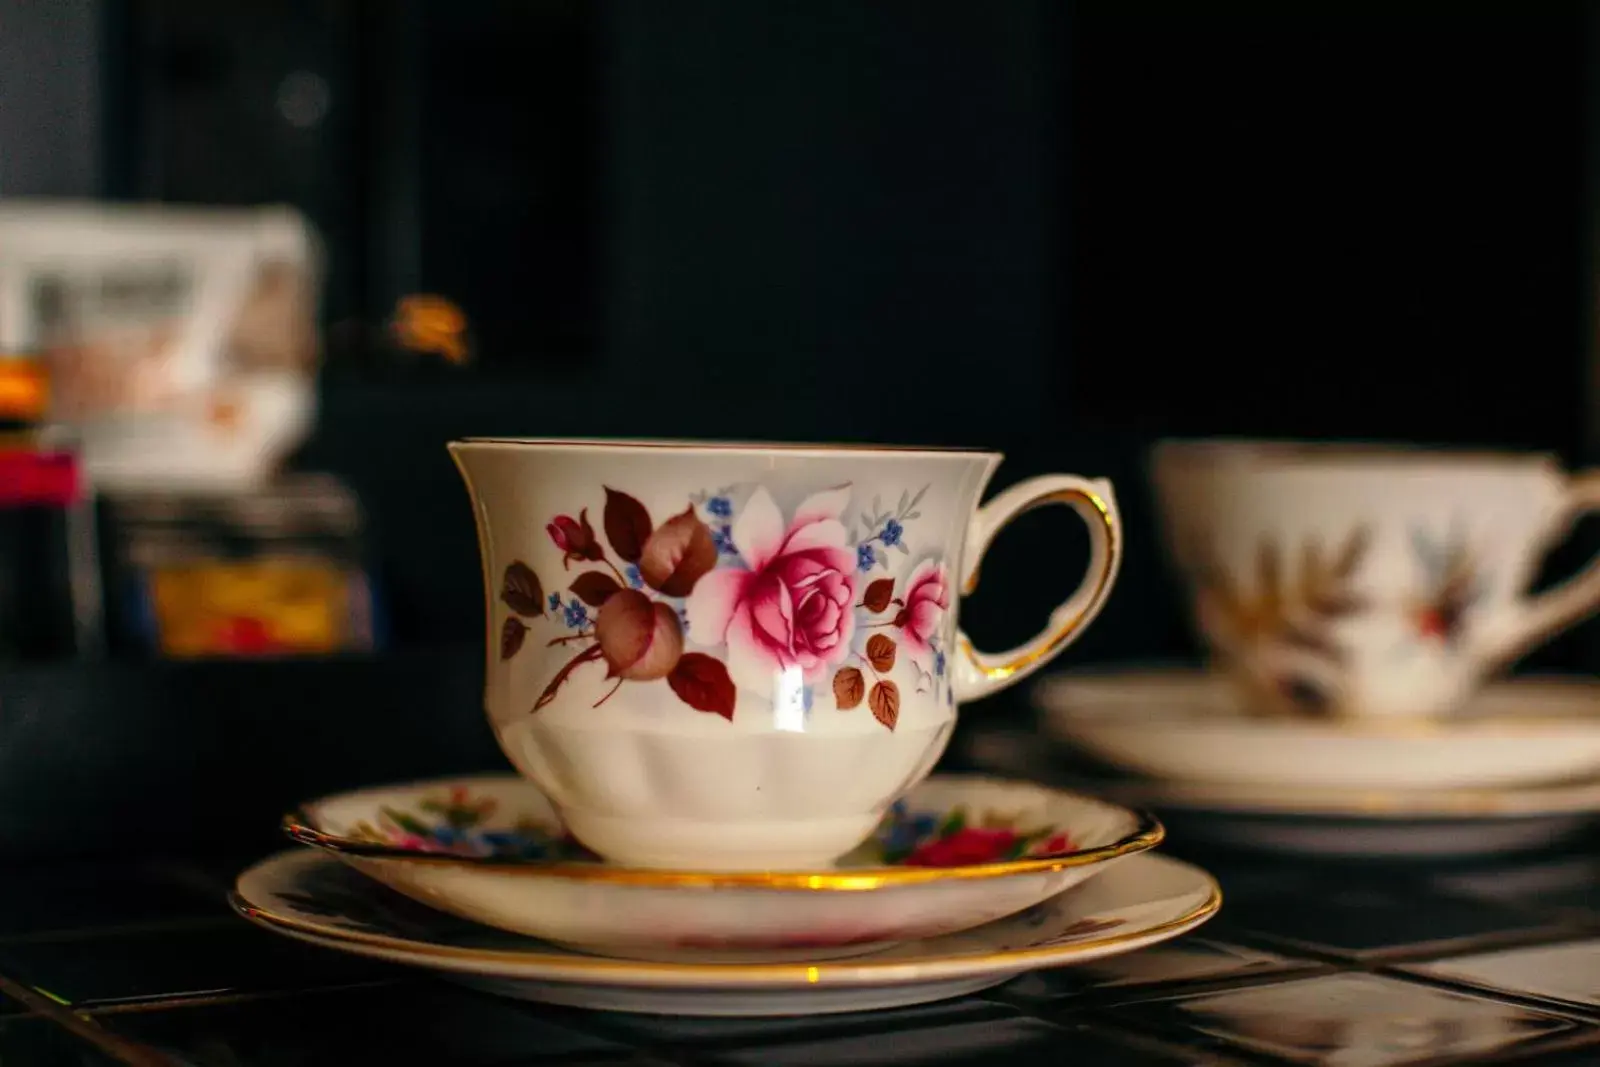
[4,837,1600,1066]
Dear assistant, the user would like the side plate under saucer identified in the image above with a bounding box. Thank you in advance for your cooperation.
[232,849,1220,1016]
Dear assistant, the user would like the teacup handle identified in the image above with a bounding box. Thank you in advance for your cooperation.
[1477,470,1600,668]
[952,475,1123,703]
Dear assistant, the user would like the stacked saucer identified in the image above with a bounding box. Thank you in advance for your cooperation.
[234,772,1220,1015]
[1029,668,1600,859]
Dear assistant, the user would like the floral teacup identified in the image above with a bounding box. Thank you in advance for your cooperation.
[1152,440,1600,721]
[450,438,1122,870]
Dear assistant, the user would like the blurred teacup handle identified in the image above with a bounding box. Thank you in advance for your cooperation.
[953,475,1122,703]
[1478,470,1600,667]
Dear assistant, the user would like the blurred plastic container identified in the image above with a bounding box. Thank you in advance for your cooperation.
[0,430,100,661]
[106,474,380,659]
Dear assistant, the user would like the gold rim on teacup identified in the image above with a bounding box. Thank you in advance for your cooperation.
[280,805,1165,892]
[1152,438,1565,470]
[460,436,999,457]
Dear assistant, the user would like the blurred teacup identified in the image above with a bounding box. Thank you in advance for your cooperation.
[452,438,1122,869]
[1151,440,1600,722]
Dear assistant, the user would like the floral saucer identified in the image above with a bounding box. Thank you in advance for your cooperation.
[282,774,1162,961]
[233,849,1219,1016]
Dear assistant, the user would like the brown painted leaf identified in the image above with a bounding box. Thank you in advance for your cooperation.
[639,506,718,597]
[1191,538,1245,627]
[570,571,622,608]
[1332,526,1371,579]
[500,617,529,659]
[594,588,683,681]
[501,561,545,616]
[866,633,896,672]
[1280,621,1346,663]
[1305,591,1368,618]
[1255,540,1281,610]
[833,666,865,709]
[1300,538,1324,585]
[869,680,900,730]
[862,578,895,613]
[667,652,737,720]
[1438,562,1476,604]
[574,508,605,561]
[603,487,653,564]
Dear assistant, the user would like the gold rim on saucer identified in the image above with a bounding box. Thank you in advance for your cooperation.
[281,805,1165,892]
[229,855,1220,983]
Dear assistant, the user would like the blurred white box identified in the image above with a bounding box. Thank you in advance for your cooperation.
[0,199,322,492]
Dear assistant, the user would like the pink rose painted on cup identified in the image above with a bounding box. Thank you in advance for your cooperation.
[894,559,950,673]
[686,485,857,695]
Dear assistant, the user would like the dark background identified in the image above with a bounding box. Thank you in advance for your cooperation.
[2,0,1597,855]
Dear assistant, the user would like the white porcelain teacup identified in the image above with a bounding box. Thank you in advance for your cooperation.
[451,438,1122,870]
[1151,440,1600,722]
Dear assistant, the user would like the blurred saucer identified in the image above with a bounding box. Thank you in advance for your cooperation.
[283,773,1160,961]
[1091,772,1600,859]
[1035,668,1600,791]
[963,726,1600,859]
[232,849,1219,1016]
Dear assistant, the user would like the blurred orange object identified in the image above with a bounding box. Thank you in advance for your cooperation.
[0,360,50,422]
[392,294,470,365]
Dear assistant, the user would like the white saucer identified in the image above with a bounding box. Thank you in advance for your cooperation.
[232,849,1220,1016]
[1035,668,1600,791]
[284,774,1161,961]
[964,727,1600,859]
[1099,777,1600,859]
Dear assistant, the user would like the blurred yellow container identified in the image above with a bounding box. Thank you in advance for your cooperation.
[109,473,379,658]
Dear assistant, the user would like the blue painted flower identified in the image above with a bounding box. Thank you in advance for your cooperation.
[934,649,946,677]
[678,605,691,634]
[857,543,876,571]
[625,564,644,589]
[712,525,738,556]
[547,592,562,612]
[802,686,815,713]
[877,800,940,859]
[707,496,733,518]
[429,825,470,849]
[481,830,556,860]
[881,519,904,547]
[564,600,588,628]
